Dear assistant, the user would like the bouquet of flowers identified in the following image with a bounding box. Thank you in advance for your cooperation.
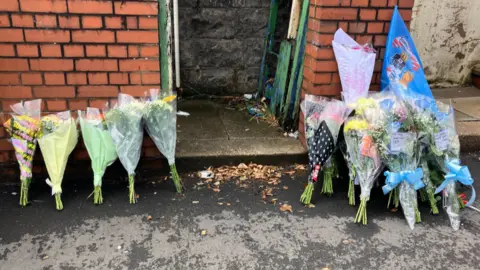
[300,95,348,205]
[370,91,425,229]
[104,94,144,204]
[38,111,78,210]
[143,89,182,193]
[2,99,42,206]
[428,101,475,230]
[78,108,118,204]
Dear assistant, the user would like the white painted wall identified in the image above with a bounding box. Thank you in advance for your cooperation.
[410,0,480,87]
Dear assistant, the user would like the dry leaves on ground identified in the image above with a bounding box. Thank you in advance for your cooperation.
[280,204,293,213]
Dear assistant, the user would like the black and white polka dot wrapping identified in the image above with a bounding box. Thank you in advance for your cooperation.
[308,121,335,174]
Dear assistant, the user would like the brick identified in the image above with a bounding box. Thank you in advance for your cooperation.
[89,98,109,109]
[303,80,342,96]
[0,29,23,42]
[75,59,118,71]
[306,45,334,60]
[359,9,376,20]
[16,44,38,57]
[316,0,340,6]
[374,35,387,46]
[63,44,84,57]
[68,99,88,110]
[30,59,74,71]
[109,73,129,84]
[105,17,123,29]
[117,31,158,43]
[68,0,113,14]
[348,22,366,33]
[0,86,32,98]
[140,46,159,57]
[308,19,320,32]
[66,72,87,85]
[59,15,80,29]
[0,0,19,11]
[142,73,160,84]
[139,17,158,29]
[384,22,391,32]
[44,73,65,85]
[119,59,159,71]
[46,100,67,111]
[86,45,106,57]
[77,86,118,97]
[25,29,70,43]
[72,30,115,43]
[308,32,334,47]
[108,45,128,58]
[33,86,75,98]
[351,0,369,7]
[355,35,373,44]
[35,15,57,28]
[130,73,141,84]
[317,21,338,33]
[21,73,43,85]
[11,14,33,27]
[126,16,138,29]
[367,22,384,33]
[114,2,158,15]
[308,59,338,72]
[88,73,108,84]
[120,86,151,97]
[303,68,331,85]
[0,44,15,56]
[0,151,10,162]
[128,45,139,57]
[0,73,20,85]
[2,100,21,112]
[316,8,358,20]
[0,139,14,151]
[0,15,10,27]
[399,0,415,8]
[0,59,29,71]
[144,147,161,157]
[331,73,341,83]
[388,0,398,6]
[340,0,352,6]
[82,16,103,29]
[19,0,67,13]
[377,9,393,20]
[370,0,387,6]
[399,9,413,21]
[40,44,62,57]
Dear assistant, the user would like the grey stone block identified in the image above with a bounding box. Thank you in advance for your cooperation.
[180,39,244,68]
[235,67,259,93]
[243,38,264,68]
[180,8,236,39]
[181,68,235,94]
[235,8,269,38]
[199,0,270,7]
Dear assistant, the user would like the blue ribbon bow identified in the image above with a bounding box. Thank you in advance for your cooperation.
[434,159,476,206]
[382,168,425,195]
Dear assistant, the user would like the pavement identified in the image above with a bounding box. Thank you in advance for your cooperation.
[1,152,480,270]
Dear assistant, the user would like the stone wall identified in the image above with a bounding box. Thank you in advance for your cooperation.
[179,0,286,95]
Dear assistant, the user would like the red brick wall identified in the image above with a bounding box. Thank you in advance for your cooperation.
[0,0,162,166]
[299,0,415,148]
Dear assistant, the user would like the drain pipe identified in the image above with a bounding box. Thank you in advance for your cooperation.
[173,0,180,88]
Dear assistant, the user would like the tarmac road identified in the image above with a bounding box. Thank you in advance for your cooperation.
[1,153,480,270]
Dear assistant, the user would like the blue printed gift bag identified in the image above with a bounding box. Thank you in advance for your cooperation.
[381,6,433,98]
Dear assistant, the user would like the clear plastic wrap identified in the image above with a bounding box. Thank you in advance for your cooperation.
[369,90,424,229]
[300,95,349,204]
[2,99,42,206]
[143,89,182,193]
[104,94,144,204]
[38,111,78,210]
[332,28,376,107]
[78,108,118,204]
[344,117,383,224]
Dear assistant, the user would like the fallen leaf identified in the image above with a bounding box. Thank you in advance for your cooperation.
[213,188,221,193]
[218,202,224,205]
[342,239,350,244]
[42,255,49,260]
[271,198,278,205]
[226,203,231,206]
[201,230,207,236]
[205,179,213,183]
[390,208,398,213]
[213,181,220,186]
[239,176,248,181]
[295,164,306,170]
[284,170,295,176]
[238,163,248,169]
[283,186,289,190]
[280,204,293,213]
[146,215,152,221]
[192,201,200,204]
[306,204,315,208]
[135,194,140,199]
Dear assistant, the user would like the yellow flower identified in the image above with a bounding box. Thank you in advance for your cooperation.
[344,119,368,133]
[162,95,177,103]
[354,98,377,115]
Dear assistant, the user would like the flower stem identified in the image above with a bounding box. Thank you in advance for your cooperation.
[458,195,466,209]
[93,186,103,205]
[170,163,183,193]
[419,189,427,202]
[55,193,63,210]
[300,182,314,205]
[348,178,355,206]
[20,178,30,207]
[354,198,369,225]
[321,166,334,196]
[129,174,136,204]
[415,207,421,223]
[427,188,439,214]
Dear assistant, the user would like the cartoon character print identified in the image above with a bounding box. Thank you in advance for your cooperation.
[386,36,420,88]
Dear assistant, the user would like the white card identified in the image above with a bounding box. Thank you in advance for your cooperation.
[435,130,449,151]
[390,132,411,153]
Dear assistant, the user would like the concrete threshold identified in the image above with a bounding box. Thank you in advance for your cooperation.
[175,100,307,170]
